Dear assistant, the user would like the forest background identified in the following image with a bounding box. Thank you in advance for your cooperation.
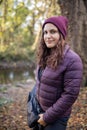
[0,0,87,85]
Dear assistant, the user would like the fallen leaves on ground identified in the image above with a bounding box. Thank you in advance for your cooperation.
[0,83,87,130]
[67,87,87,130]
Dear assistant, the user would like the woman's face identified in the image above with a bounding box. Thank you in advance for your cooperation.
[43,23,60,48]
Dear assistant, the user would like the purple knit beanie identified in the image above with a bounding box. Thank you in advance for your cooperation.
[42,16,68,39]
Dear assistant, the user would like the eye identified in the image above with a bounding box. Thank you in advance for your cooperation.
[43,31,47,35]
[50,30,58,34]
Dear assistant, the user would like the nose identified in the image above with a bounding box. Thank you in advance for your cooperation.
[46,32,51,38]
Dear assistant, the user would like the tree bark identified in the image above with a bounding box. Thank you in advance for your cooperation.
[58,0,87,86]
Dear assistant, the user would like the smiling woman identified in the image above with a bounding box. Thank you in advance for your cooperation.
[43,23,60,48]
[29,16,83,130]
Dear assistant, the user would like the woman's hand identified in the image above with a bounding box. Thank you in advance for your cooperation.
[37,114,47,126]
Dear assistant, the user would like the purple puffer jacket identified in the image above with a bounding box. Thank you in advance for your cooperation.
[36,45,83,124]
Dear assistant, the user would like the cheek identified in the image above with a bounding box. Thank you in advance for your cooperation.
[43,35,46,41]
[55,34,60,41]
[57,33,60,38]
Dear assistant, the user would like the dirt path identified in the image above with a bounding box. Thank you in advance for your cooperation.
[0,79,35,130]
[0,80,87,130]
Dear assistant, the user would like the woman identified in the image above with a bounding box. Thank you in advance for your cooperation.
[35,16,83,130]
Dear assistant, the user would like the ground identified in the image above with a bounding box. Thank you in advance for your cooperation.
[0,80,87,130]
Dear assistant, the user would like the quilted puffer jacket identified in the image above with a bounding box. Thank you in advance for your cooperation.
[36,45,83,124]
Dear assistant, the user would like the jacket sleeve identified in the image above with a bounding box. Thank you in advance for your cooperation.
[43,57,83,124]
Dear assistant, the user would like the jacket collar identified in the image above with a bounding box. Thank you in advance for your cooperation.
[63,44,70,57]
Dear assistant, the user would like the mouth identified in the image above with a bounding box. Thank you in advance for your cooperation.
[46,40,54,43]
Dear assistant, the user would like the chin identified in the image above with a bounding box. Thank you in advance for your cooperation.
[46,45,55,48]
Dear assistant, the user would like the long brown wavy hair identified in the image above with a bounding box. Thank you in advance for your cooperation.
[36,31,66,69]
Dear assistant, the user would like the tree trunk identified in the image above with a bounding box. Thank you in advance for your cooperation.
[3,0,8,44]
[58,0,87,86]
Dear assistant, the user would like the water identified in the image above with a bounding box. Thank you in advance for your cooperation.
[0,68,34,84]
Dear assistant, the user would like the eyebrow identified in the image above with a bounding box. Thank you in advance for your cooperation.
[44,29,58,32]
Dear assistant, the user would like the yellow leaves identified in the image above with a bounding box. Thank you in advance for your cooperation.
[0,31,3,37]
[15,16,21,25]
[10,27,14,32]
[31,26,41,51]
[0,44,8,52]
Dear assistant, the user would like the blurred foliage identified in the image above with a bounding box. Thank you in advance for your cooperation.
[0,0,61,62]
[0,86,7,92]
